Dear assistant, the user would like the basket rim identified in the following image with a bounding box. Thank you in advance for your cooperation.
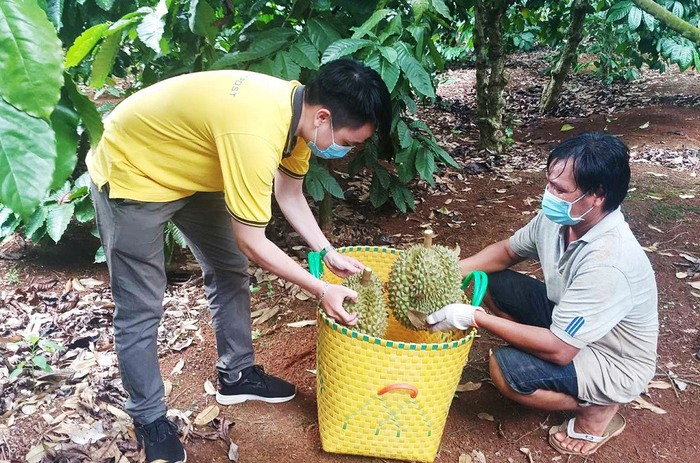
[318,308,476,350]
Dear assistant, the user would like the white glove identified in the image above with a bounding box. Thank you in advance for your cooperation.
[426,303,485,332]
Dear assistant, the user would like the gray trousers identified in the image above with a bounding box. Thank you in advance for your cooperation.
[91,183,254,425]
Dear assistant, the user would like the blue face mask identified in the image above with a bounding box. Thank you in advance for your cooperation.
[308,119,353,160]
[541,187,593,225]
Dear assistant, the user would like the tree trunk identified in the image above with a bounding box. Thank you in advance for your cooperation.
[632,0,700,44]
[474,0,513,154]
[540,0,589,113]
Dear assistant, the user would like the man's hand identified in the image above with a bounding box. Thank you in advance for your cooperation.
[320,283,359,326]
[323,250,364,278]
[426,303,485,332]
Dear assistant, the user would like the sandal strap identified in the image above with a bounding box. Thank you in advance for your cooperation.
[566,418,607,443]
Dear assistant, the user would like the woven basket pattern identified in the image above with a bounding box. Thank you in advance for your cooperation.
[316,246,476,462]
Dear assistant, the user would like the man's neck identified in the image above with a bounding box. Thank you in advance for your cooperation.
[566,210,610,245]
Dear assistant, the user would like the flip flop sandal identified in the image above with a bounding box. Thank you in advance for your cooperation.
[548,412,626,455]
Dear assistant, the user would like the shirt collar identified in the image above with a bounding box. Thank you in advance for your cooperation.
[578,207,625,243]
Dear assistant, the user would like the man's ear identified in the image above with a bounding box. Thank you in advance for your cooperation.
[593,187,606,207]
[314,108,331,127]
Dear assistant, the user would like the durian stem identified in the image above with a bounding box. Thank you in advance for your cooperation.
[423,229,434,248]
[361,267,373,286]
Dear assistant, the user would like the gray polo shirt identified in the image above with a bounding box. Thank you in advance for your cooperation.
[509,208,658,405]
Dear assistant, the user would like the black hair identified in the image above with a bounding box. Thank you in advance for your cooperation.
[305,59,393,155]
[547,131,630,212]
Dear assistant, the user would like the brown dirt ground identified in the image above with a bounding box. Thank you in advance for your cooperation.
[2,65,700,463]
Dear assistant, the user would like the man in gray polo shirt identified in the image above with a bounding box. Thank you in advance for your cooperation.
[427,132,658,456]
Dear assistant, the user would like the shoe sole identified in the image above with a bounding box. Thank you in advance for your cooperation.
[216,392,296,405]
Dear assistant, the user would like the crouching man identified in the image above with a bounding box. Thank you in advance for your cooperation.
[428,132,658,456]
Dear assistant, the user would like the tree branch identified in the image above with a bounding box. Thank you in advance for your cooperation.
[632,0,700,44]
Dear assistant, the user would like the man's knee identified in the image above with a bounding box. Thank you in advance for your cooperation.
[488,353,520,399]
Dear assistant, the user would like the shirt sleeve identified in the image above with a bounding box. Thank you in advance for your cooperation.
[508,212,543,259]
[278,138,311,179]
[215,133,279,227]
[551,266,633,348]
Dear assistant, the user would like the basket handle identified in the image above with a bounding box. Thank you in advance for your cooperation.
[307,251,324,278]
[461,271,488,307]
[378,384,419,399]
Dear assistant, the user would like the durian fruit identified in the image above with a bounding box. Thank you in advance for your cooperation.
[388,229,463,329]
[342,267,388,338]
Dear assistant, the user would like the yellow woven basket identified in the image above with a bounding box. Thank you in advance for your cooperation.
[309,246,487,462]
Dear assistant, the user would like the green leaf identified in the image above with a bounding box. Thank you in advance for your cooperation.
[0,99,56,216]
[306,18,341,52]
[392,42,435,98]
[319,172,344,199]
[45,0,63,31]
[671,1,684,18]
[105,9,149,36]
[31,355,51,372]
[136,0,168,53]
[372,164,391,189]
[627,6,642,29]
[73,197,95,223]
[289,40,319,70]
[389,182,414,213]
[411,0,430,19]
[560,123,575,131]
[9,361,25,379]
[321,38,375,64]
[313,0,331,11]
[95,0,116,11]
[214,29,297,68]
[189,0,218,43]
[90,32,122,88]
[25,206,47,239]
[366,51,400,93]
[64,75,103,147]
[275,53,301,80]
[50,92,80,190]
[39,339,63,352]
[606,1,633,22]
[304,174,325,201]
[396,119,413,149]
[415,149,435,185]
[46,202,75,243]
[65,23,110,68]
[431,0,452,20]
[369,175,388,208]
[351,9,392,39]
[0,0,64,120]
[95,245,106,263]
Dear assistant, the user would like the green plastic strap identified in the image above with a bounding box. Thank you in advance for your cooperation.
[461,271,488,307]
[308,251,323,278]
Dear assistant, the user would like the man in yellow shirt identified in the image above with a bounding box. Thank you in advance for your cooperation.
[88,59,391,462]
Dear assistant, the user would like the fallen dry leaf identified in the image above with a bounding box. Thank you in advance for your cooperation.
[455,381,482,392]
[228,442,239,461]
[170,359,185,376]
[631,396,667,414]
[287,319,316,328]
[477,412,494,422]
[459,453,472,463]
[204,379,217,395]
[194,405,220,426]
[646,380,672,390]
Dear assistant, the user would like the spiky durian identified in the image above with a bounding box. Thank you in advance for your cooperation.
[343,267,388,338]
[388,230,463,329]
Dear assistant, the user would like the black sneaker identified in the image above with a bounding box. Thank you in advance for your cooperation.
[134,415,187,463]
[216,365,296,405]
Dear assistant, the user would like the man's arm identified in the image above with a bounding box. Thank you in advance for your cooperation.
[232,220,358,325]
[459,239,526,276]
[273,170,363,277]
[474,311,580,365]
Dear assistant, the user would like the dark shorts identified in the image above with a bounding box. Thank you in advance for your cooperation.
[489,270,579,397]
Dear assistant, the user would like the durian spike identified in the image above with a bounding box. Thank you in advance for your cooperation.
[360,267,373,286]
[423,229,434,248]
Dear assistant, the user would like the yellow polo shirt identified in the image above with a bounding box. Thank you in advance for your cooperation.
[87,70,310,226]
